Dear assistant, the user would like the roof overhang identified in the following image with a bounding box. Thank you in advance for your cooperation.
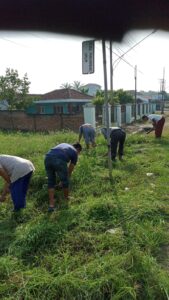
[34,99,92,104]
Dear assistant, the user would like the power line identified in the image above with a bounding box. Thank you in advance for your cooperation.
[113,29,157,65]
[106,44,143,74]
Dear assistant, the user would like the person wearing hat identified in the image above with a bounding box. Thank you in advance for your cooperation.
[142,114,165,138]
[0,155,35,211]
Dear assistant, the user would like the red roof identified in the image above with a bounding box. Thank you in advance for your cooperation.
[29,93,43,97]
[41,88,93,100]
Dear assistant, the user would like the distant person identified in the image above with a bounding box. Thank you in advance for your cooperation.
[44,142,82,212]
[78,123,96,149]
[142,114,165,138]
[0,155,35,211]
[101,127,126,161]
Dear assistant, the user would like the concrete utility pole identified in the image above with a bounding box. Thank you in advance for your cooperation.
[134,65,137,121]
[160,68,165,114]
[102,40,112,179]
[109,40,113,103]
[110,41,113,90]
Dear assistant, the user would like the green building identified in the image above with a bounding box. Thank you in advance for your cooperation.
[27,88,93,115]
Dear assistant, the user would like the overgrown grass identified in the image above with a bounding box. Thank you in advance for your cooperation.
[0,128,169,299]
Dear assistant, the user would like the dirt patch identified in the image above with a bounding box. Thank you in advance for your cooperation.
[123,123,152,134]
[123,112,169,134]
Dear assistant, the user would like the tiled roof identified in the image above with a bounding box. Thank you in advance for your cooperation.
[41,88,93,100]
[29,94,43,97]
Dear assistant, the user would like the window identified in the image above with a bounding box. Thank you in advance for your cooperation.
[68,104,73,113]
[55,105,63,114]
[73,105,81,113]
[38,106,46,114]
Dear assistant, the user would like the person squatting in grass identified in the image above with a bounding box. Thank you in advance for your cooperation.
[0,155,35,211]
[142,114,165,138]
[101,127,126,161]
[78,123,96,149]
[44,142,82,212]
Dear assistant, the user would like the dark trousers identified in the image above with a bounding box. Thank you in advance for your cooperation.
[110,129,126,160]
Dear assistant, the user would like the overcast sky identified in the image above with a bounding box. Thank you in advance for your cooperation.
[0,29,169,94]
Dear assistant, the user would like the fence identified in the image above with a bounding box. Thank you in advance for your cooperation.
[110,102,157,126]
[0,110,84,132]
[0,102,157,132]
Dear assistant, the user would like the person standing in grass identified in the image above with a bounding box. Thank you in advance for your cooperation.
[101,127,126,161]
[44,142,82,212]
[142,114,165,138]
[0,155,35,211]
[78,123,96,149]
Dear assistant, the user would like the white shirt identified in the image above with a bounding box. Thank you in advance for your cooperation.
[81,123,93,128]
[0,155,35,183]
[148,114,162,122]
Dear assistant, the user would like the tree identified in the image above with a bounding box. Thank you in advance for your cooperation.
[92,90,105,105]
[79,87,89,94]
[60,82,72,89]
[60,81,88,94]
[113,89,134,104]
[0,68,31,109]
[92,90,119,105]
[93,89,134,105]
[72,81,88,94]
[72,81,82,91]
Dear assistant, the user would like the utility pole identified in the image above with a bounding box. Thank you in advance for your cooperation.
[110,41,113,90]
[134,65,137,121]
[102,40,112,179]
[110,40,113,103]
[160,68,165,114]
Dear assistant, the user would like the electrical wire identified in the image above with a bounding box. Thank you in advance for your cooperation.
[113,29,157,64]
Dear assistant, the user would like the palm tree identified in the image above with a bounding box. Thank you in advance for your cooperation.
[60,81,88,94]
[60,82,72,89]
[72,81,88,94]
[72,81,83,91]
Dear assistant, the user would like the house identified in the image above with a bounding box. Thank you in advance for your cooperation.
[128,90,155,103]
[136,95,149,103]
[26,88,93,115]
[82,83,101,96]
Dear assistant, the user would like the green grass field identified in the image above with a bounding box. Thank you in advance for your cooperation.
[0,128,169,300]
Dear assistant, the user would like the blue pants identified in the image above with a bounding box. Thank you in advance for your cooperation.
[82,127,95,144]
[10,172,33,210]
[44,155,69,188]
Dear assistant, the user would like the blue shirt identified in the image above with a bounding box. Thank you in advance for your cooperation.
[47,143,78,165]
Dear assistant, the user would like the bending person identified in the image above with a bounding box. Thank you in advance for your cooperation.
[142,114,165,138]
[44,142,82,212]
[78,123,96,149]
[101,127,126,161]
[0,155,35,211]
